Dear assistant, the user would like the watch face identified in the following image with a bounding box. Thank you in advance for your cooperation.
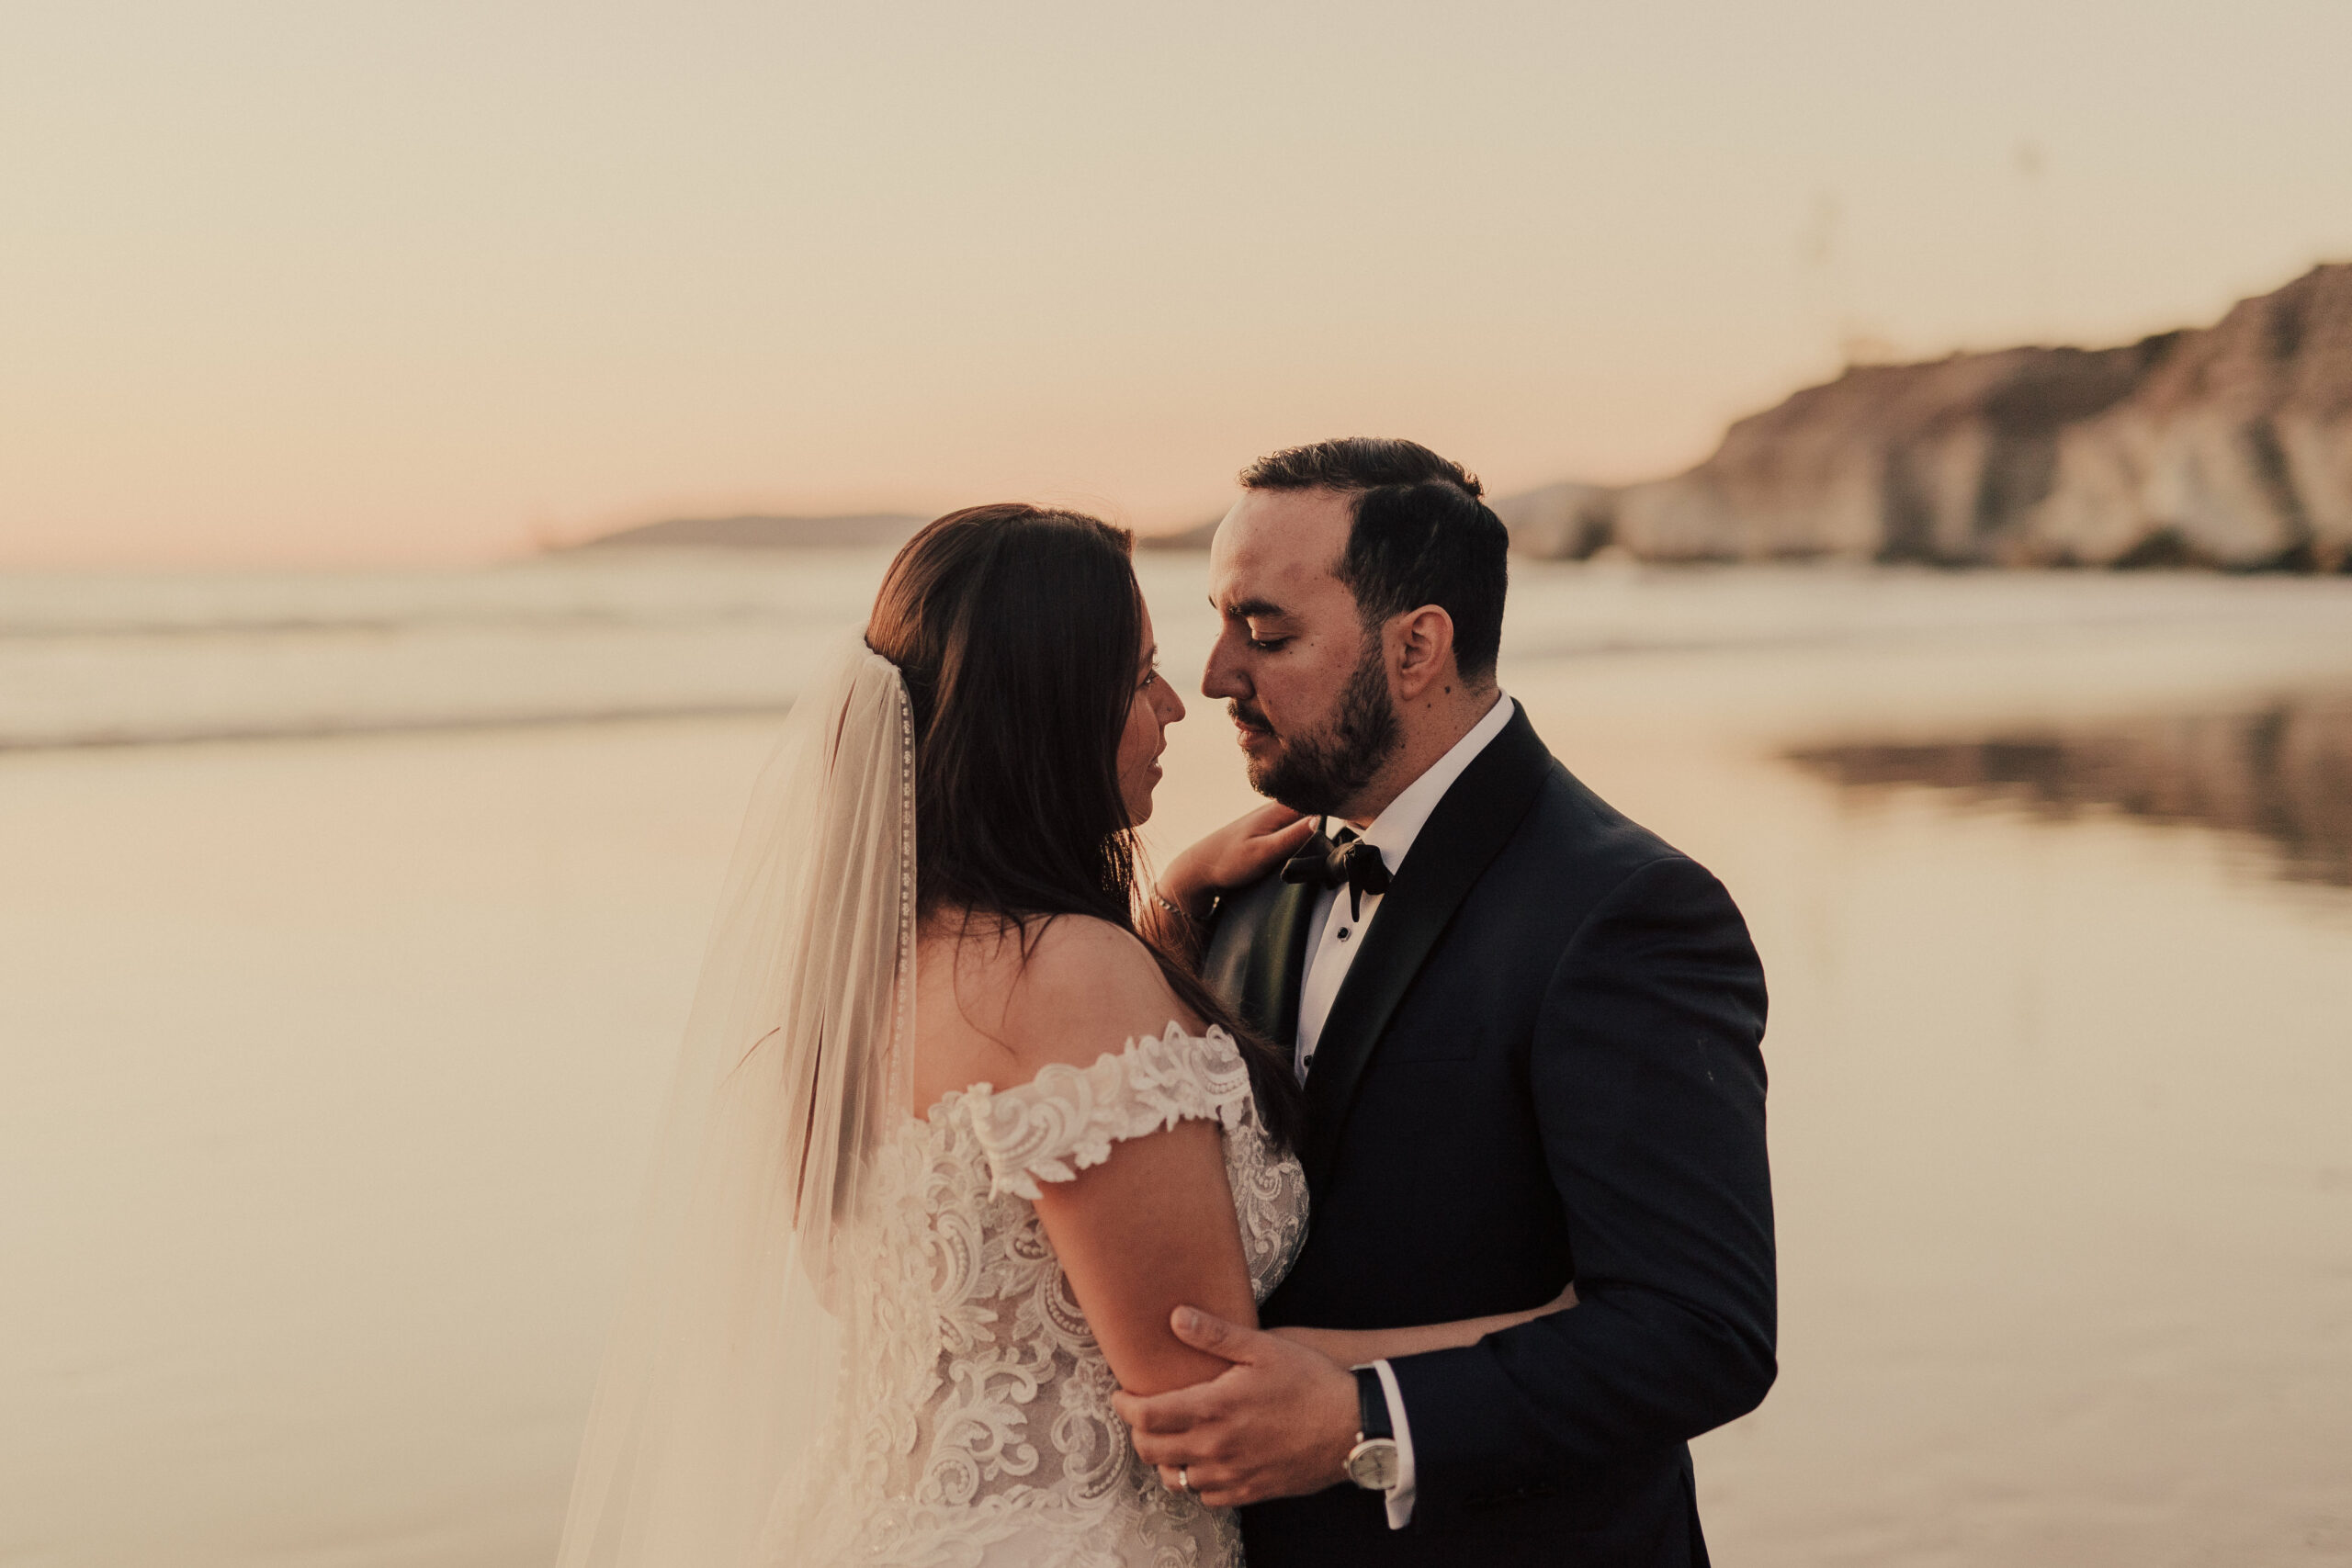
[1346,1438,1399,1491]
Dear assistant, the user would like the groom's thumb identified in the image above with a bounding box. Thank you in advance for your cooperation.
[1170,1305,1250,1359]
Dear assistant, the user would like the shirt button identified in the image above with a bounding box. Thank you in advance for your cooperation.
[1336,927,1351,942]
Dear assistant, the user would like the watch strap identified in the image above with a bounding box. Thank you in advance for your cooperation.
[1352,1365,1393,1442]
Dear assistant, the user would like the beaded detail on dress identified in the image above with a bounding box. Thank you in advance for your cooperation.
[775,1025,1308,1568]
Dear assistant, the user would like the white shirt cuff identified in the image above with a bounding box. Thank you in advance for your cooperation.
[1367,1359,1418,1529]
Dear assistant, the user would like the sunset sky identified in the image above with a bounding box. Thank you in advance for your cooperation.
[5,0,2350,567]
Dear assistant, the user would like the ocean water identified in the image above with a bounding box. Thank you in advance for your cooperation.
[3,554,2349,1566]
[8,551,2347,751]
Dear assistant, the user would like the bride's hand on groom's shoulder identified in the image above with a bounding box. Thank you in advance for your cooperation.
[1112,1305,1359,1509]
[1160,805,1316,920]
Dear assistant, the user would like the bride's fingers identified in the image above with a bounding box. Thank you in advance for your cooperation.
[1255,816,1317,848]
[1205,802,1284,845]
[1226,816,1316,880]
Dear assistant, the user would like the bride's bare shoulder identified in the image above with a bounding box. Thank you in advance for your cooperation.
[1006,916,1201,1066]
[919,913,1200,1094]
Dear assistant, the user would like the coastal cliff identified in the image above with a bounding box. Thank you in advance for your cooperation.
[565,513,927,550]
[1515,263,2352,570]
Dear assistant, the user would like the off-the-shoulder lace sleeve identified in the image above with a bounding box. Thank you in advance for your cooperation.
[959,1024,1254,1201]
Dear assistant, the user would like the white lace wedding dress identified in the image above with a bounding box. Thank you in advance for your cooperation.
[775,1023,1310,1568]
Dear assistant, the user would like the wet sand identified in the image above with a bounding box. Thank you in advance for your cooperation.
[4,565,2349,1566]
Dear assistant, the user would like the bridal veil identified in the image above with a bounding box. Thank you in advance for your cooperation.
[556,639,918,1567]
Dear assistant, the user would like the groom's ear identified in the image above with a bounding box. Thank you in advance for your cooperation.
[1389,605,1458,700]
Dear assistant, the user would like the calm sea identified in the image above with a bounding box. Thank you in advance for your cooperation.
[4,554,2348,1566]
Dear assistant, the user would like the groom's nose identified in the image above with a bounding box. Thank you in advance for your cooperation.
[1201,633,1249,702]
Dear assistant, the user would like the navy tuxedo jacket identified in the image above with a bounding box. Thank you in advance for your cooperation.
[1201,703,1775,1568]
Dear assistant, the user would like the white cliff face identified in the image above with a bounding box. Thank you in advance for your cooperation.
[2037,269,2352,568]
[1515,264,2352,570]
[1486,479,1614,558]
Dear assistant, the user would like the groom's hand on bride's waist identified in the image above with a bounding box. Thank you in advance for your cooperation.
[1112,1305,1359,1508]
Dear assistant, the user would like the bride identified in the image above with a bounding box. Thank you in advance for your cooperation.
[555,504,1564,1567]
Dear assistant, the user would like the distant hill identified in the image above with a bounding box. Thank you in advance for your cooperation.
[1488,480,1618,559]
[573,510,1232,554]
[564,513,929,551]
[1507,262,2352,570]
[566,266,2352,572]
[1135,516,1223,551]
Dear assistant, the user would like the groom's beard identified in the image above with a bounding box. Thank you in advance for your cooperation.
[1237,636,1402,818]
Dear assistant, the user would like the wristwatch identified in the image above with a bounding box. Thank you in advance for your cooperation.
[1343,1366,1400,1491]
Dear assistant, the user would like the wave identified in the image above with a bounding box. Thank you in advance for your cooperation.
[0,559,894,754]
[7,558,2349,759]
[0,699,799,754]
[0,553,899,642]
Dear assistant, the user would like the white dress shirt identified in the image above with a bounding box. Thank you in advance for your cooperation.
[1291,689,1512,1529]
[1294,690,1514,1080]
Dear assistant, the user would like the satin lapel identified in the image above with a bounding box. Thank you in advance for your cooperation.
[1247,865,1319,1051]
[1201,858,1320,1051]
[1298,705,1555,1191]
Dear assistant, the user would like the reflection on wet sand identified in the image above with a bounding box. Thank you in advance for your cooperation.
[11,559,2352,1568]
[1788,693,2352,887]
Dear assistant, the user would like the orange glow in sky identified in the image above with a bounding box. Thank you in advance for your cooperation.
[4,1,2349,566]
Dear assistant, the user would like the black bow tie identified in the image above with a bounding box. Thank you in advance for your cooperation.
[1281,828,1391,921]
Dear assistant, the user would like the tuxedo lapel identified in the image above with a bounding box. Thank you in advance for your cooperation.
[1298,703,1555,1192]
[1202,858,1320,1051]
[1250,871,1319,1051]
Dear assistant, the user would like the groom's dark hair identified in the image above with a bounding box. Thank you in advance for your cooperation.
[1239,437,1509,682]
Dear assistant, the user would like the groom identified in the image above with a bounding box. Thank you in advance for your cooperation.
[1116,439,1775,1566]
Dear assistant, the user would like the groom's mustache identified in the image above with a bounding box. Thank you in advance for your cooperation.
[1227,700,1275,737]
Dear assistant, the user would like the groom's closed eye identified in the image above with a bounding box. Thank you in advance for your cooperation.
[1211,592,1296,657]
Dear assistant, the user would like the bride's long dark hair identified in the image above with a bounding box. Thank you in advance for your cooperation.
[866,502,1303,1148]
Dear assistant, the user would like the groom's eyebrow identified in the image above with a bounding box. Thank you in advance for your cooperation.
[1214,594,1286,621]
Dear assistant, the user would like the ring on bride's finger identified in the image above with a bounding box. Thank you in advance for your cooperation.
[1178,1465,1193,1494]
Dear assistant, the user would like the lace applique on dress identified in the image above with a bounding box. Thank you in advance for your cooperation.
[964,1027,1256,1200]
[774,1025,1308,1568]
